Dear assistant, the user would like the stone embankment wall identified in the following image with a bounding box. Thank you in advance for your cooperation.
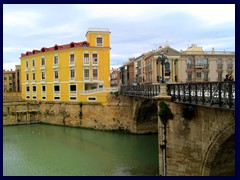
[158,102,235,176]
[3,92,22,102]
[3,95,136,133]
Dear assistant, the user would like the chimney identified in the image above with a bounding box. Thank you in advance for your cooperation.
[212,48,215,54]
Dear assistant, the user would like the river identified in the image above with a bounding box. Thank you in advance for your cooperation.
[3,124,159,176]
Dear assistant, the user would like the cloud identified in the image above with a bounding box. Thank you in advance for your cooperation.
[3,4,235,70]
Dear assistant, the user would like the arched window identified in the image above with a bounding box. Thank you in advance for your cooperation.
[54,45,58,50]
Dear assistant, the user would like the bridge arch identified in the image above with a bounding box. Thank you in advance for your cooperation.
[133,99,158,134]
[201,122,235,176]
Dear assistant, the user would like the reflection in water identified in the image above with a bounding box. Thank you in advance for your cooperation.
[3,124,158,176]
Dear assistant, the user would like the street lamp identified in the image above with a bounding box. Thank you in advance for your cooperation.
[157,52,168,83]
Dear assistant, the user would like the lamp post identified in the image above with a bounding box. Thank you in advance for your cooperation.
[157,52,168,83]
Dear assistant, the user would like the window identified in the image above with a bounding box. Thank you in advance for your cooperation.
[84,53,89,64]
[42,85,46,92]
[84,68,90,80]
[92,53,98,64]
[96,37,103,46]
[54,97,60,100]
[204,73,208,81]
[32,72,35,81]
[41,57,45,66]
[93,68,98,80]
[217,58,223,69]
[32,86,36,92]
[203,59,209,68]
[227,59,233,69]
[26,73,29,81]
[187,73,192,81]
[88,97,96,101]
[70,85,76,94]
[54,85,60,93]
[54,55,58,65]
[26,86,30,92]
[4,76,6,80]
[70,69,75,80]
[26,61,29,68]
[32,96,37,99]
[195,57,202,66]
[218,73,222,81]
[196,72,202,78]
[42,97,46,100]
[32,59,35,67]
[9,76,12,80]
[70,97,77,100]
[70,54,75,64]
[41,72,45,80]
[54,69,58,79]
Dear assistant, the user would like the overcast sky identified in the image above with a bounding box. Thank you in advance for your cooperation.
[3,4,235,70]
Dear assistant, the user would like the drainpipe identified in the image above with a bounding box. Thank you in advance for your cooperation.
[160,120,167,176]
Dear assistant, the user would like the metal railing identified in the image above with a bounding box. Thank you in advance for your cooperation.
[167,81,235,110]
[120,84,160,98]
[120,82,235,110]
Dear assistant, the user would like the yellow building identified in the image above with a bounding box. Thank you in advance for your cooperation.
[20,28,111,104]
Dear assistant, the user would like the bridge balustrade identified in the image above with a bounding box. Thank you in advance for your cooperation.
[167,81,235,110]
[120,84,160,98]
[120,81,235,110]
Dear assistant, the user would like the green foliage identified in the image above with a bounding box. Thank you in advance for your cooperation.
[110,91,119,97]
[158,101,173,123]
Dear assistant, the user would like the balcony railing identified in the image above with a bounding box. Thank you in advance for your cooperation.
[79,87,119,94]
[203,64,209,69]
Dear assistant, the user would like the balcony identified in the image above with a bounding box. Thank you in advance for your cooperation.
[54,91,60,95]
[84,77,90,81]
[194,64,203,69]
[203,64,209,69]
[40,65,45,70]
[31,67,35,71]
[70,77,75,82]
[92,77,98,81]
[70,91,77,96]
[53,64,58,68]
[53,78,59,83]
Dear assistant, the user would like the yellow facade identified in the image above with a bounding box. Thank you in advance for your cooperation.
[20,28,111,105]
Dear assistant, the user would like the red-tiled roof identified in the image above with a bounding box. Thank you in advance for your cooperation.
[21,41,90,57]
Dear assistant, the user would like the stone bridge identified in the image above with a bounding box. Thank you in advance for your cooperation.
[130,94,235,176]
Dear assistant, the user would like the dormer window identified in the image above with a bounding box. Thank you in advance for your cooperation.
[54,45,58,50]
[70,43,75,48]
[96,37,103,47]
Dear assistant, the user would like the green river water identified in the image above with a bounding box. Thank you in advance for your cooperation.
[3,124,159,176]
